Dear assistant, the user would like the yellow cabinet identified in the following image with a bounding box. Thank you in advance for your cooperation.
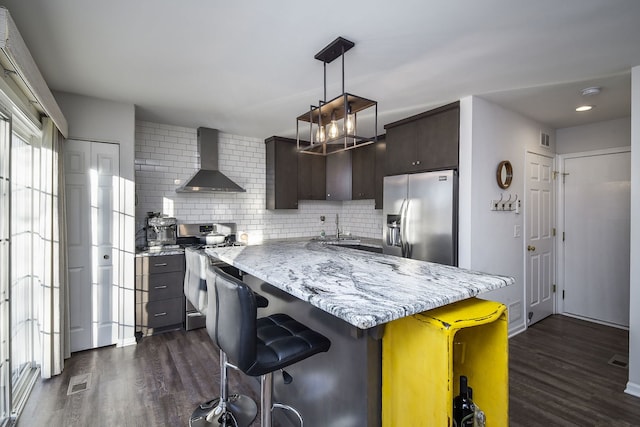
[382,297,508,426]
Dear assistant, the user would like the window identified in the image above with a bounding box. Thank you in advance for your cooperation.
[10,129,38,413]
[0,115,10,427]
[0,111,42,426]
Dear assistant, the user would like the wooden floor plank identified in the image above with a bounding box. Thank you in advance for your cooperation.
[16,315,639,426]
[509,315,639,426]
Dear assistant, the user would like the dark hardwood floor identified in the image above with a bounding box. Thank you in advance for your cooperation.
[17,328,261,427]
[17,315,639,426]
[509,315,639,426]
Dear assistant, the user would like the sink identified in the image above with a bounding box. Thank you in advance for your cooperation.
[311,237,361,245]
[323,238,362,245]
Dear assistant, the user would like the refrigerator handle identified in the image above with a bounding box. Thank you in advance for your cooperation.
[399,198,408,257]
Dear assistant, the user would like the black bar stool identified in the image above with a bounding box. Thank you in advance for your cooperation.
[188,261,267,427]
[214,267,331,427]
[184,247,208,314]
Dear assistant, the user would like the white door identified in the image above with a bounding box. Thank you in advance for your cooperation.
[562,149,630,327]
[525,152,555,325]
[65,139,119,352]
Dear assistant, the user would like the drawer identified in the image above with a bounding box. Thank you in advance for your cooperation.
[138,297,184,329]
[136,271,184,302]
[136,254,184,275]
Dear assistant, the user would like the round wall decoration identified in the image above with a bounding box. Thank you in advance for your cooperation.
[496,160,513,189]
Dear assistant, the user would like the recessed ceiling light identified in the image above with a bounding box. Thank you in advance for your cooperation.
[576,105,594,112]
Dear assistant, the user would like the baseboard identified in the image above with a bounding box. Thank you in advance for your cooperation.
[118,336,137,347]
[625,381,640,398]
[560,312,629,330]
[508,322,527,338]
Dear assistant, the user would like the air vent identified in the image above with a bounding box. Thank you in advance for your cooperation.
[67,373,92,395]
[608,354,628,369]
[540,131,550,148]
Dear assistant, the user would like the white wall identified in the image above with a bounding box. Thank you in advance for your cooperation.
[556,117,631,154]
[54,91,137,347]
[627,66,640,397]
[134,121,383,245]
[460,96,555,335]
[54,91,136,181]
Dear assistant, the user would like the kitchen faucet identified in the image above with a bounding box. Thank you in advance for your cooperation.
[335,213,340,239]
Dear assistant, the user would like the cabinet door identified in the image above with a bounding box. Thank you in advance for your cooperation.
[326,150,352,201]
[352,143,376,200]
[298,153,326,200]
[374,139,386,209]
[384,121,418,176]
[416,107,459,171]
[136,254,184,275]
[266,137,298,209]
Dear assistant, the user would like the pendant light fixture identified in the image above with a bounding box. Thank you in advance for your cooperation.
[296,37,378,155]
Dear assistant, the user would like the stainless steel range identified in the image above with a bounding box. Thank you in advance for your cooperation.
[178,222,244,330]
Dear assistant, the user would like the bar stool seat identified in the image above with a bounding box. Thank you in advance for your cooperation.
[215,268,331,426]
[249,314,331,376]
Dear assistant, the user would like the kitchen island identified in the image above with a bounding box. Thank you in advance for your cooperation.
[205,240,513,426]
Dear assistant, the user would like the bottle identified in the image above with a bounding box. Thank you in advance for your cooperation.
[468,387,487,427]
[453,375,474,427]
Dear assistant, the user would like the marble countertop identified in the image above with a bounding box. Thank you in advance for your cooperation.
[205,240,514,330]
[135,247,184,257]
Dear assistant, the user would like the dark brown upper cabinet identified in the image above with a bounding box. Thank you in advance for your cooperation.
[326,150,352,201]
[352,143,376,201]
[265,136,298,209]
[268,136,384,208]
[298,153,326,201]
[374,138,386,209]
[384,101,459,176]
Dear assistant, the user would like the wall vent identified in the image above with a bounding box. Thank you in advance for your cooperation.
[540,131,550,148]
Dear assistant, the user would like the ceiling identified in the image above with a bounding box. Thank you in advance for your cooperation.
[1,0,639,139]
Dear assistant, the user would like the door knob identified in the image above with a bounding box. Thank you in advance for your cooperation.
[103,254,110,260]
[527,245,536,252]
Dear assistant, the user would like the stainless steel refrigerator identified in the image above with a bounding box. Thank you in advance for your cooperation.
[383,170,458,266]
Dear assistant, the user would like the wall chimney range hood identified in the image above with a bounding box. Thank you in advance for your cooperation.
[176,127,246,193]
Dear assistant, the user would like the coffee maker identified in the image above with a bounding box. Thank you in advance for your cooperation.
[146,213,177,247]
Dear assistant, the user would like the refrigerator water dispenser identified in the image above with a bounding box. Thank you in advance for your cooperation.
[386,215,402,247]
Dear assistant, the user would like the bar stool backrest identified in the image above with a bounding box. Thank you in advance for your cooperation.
[205,265,220,345]
[184,247,208,314]
[214,267,258,373]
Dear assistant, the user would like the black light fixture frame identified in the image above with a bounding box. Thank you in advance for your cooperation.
[296,37,378,155]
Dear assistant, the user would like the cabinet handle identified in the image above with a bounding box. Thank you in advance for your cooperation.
[154,263,168,267]
[416,160,421,165]
[411,161,416,166]
[154,312,167,317]
[154,285,168,289]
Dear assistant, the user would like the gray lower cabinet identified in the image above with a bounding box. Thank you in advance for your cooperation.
[135,253,185,338]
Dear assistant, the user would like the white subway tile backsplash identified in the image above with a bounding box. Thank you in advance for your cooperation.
[135,120,382,242]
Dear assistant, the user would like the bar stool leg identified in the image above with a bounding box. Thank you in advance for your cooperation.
[261,373,273,427]
[260,373,304,427]
[189,350,257,427]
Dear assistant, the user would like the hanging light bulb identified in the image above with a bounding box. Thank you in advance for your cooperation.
[315,124,326,143]
[345,103,356,135]
[327,110,339,139]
